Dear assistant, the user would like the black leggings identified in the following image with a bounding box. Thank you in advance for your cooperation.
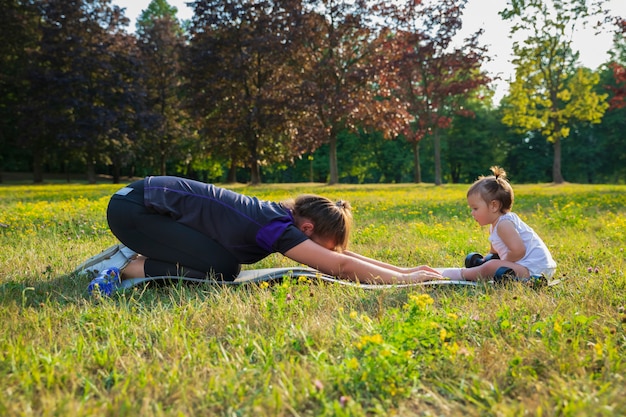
[106,179,241,280]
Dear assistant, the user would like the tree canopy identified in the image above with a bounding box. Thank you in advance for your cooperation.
[0,0,624,185]
[500,0,610,184]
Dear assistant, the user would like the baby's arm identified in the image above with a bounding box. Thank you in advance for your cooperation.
[496,220,526,262]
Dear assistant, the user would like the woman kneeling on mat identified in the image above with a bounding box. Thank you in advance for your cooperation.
[77,176,442,295]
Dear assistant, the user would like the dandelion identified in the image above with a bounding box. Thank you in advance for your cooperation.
[259,282,269,289]
[349,311,358,319]
[346,357,359,369]
[440,328,448,342]
[361,334,383,345]
[594,341,603,357]
[408,293,434,309]
[445,341,461,355]
[553,320,562,334]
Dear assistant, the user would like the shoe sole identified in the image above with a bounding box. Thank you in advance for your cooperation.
[74,244,134,276]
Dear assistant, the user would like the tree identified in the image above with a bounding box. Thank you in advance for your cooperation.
[500,0,610,184]
[136,0,181,33]
[105,31,145,183]
[22,0,133,183]
[136,0,189,176]
[605,18,626,109]
[584,17,626,183]
[377,0,490,184]
[187,0,305,184]
[0,0,40,182]
[292,0,409,184]
[446,94,507,183]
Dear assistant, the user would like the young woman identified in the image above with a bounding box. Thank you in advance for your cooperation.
[79,176,442,295]
[442,167,557,281]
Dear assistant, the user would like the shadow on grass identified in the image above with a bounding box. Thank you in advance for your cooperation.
[2,269,490,309]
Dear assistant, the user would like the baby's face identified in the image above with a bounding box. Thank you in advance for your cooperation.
[467,193,496,227]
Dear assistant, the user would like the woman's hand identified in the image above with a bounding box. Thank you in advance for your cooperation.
[403,265,441,274]
[285,240,443,284]
[405,269,443,283]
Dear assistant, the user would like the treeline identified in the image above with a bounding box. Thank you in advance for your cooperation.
[1,0,624,185]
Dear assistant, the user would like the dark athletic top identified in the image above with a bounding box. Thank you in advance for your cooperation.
[144,176,308,264]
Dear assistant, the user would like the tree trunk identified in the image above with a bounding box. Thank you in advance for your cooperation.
[160,154,166,176]
[227,158,237,183]
[33,150,44,183]
[328,136,338,185]
[309,155,314,182]
[412,141,421,183]
[434,130,442,185]
[112,159,121,184]
[159,139,167,176]
[249,132,261,184]
[552,138,564,184]
[86,158,97,184]
[250,158,261,185]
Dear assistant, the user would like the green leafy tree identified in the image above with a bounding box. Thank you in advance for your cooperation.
[136,0,181,33]
[446,96,507,183]
[500,0,610,184]
[583,19,626,183]
[136,0,189,176]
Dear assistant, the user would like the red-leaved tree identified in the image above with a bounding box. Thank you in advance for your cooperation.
[607,18,626,109]
[376,0,490,184]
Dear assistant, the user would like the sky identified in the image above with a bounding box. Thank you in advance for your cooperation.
[111,0,626,102]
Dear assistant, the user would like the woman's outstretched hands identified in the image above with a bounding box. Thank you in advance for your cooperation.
[406,268,443,283]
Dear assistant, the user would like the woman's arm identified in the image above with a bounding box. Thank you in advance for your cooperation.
[284,240,442,284]
[343,250,440,274]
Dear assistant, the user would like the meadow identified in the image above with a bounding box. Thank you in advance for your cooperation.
[0,181,624,416]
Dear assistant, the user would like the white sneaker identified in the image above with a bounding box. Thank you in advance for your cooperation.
[74,243,137,278]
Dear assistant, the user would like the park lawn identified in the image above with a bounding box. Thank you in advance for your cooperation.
[0,181,624,416]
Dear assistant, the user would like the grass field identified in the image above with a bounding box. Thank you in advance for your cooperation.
[0,181,624,416]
